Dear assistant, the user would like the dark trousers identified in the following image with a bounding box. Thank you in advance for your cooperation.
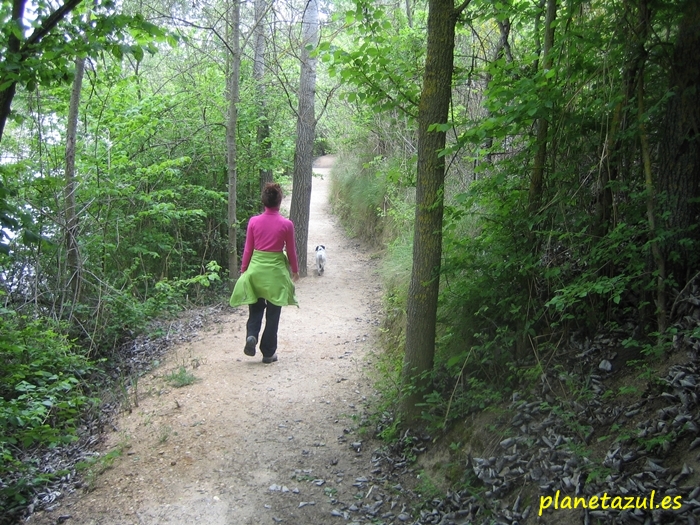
[247,298,282,357]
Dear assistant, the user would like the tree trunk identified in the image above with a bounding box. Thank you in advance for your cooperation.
[226,0,241,284]
[290,0,319,278]
[401,0,463,424]
[254,0,273,196]
[528,0,557,212]
[594,94,623,237]
[0,0,27,143]
[532,0,546,72]
[405,0,413,28]
[639,69,667,335]
[0,0,83,142]
[482,18,511,165]
[658,1,700,286]
[633,0,667,336]
[64,55,85,310]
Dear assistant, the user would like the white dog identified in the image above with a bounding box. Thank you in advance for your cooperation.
[315,245,327,275]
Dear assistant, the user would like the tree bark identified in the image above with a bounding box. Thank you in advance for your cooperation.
[401,0,464,424]
[658,0,700,285]
[482,18,511,165]
[290,0,319,278]
[528,0,557,212]
[0,0,83,142]
[0,0,27,143]
[633,0,667,335]
[226,0,241,284]
[405,0,413,28]
[639,71,667,335]
[594,0,644,235]
[64,55,85,309]
[532,0,546,72]
[254,0,273,196]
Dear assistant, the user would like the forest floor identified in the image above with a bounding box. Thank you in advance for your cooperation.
[27,155,411,525]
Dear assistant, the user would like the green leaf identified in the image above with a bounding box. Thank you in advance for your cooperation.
[428,122,451,133]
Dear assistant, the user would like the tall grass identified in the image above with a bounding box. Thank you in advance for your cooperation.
[329,150,416,346]
[328,149,418,428]
[329,152,414,246]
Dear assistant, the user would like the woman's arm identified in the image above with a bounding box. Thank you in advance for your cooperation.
[240,219,256,272]
[285,221,299,274]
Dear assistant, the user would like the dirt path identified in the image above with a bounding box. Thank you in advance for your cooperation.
[29,156,394,525]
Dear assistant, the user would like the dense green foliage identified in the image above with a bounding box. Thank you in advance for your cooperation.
[326,0,699,430]
[1,0,698,517]
[0,0,302,517]
[0,310,96,515]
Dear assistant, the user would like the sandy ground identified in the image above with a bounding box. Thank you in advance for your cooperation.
[28,155,394,525]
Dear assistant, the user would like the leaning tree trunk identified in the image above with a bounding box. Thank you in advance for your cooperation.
[0,0,83,142]
[226,0,241,283]
[401,0,466,425]
[289,0,319,278]
[0,0,25,143]
[254,0,273,196]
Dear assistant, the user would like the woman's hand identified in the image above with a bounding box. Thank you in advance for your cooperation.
[291,272,300,282]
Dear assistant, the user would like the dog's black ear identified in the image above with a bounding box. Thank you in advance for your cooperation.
[321,245,325,250]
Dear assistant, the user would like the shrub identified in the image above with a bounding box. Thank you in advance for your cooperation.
[0,311,97,518]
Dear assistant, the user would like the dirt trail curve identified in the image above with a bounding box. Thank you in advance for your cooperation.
[29,155,391,525]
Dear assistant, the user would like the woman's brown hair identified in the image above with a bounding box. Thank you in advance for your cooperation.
[262,182,283,208]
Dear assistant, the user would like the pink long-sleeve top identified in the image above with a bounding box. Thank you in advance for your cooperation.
[240,207,299,274]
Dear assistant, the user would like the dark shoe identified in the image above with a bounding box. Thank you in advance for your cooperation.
[244,336,257,356]
[262,353,278,364]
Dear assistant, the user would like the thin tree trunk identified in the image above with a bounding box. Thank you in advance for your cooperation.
[529,0,557,211]
[594,25,642,237]
[594,95,623,236]
[532,0,546,72]
[290,0,319,278]
[482,18,511,165]
[401,0,466,424]
[226,0,241,284]
[254,0,273,196]
[64,55,85,310]
[635,0,666,335]
[639,73,667,335]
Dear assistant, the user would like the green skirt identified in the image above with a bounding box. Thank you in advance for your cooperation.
[229,250,298,308]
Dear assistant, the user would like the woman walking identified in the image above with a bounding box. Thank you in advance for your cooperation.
[229,183,300,363]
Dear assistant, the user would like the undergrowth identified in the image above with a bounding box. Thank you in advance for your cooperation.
[0,262,223,522]
[0,314,98,521]
[331,140,698,424]
[329,152,414,248]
